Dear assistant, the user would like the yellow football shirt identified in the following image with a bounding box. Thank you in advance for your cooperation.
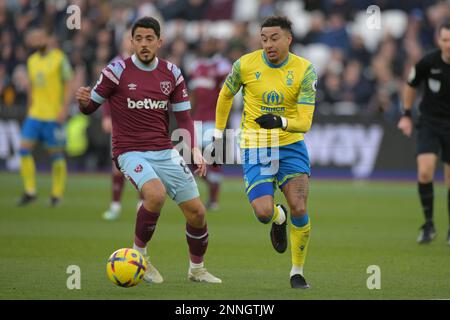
[27,49,73,121]
[216,49,317,148]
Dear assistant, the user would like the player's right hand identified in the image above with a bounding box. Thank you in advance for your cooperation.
[76,86,92,108]
[192,147,207,177]
[397,116,413,137]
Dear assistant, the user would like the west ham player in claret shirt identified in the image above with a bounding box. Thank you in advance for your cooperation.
[76,17,222,284]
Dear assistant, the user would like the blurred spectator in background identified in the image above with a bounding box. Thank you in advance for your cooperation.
[319,71,342,108]
[341,59,372,107]
[348,34,371,66]
[204,0,235,20]
[189,37,231,210]
[259,0,277,18]
[300,11,326,45]
[158,0,209,21]
[318,12,351,52]
[368,54,401,120]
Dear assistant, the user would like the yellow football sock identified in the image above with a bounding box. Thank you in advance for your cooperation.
[270,204,280,224]
[290,220,311,268]
[51,158,67,198]
[20,155,36,194]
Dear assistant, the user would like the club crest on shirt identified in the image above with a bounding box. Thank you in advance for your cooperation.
[160,81,172,95]
[286,70,294,86]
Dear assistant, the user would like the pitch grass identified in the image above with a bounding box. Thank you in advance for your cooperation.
[1,172,450,300]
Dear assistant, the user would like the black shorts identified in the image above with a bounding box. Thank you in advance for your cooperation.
[416,117,450,163]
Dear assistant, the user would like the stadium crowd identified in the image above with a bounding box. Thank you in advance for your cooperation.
[1,0,449,168]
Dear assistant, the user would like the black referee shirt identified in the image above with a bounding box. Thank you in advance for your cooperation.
[407,49,450,121]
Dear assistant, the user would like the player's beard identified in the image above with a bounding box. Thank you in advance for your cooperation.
[138,51,155,65]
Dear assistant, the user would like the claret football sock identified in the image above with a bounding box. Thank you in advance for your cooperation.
[112,173,125,202]
[134,205,160,248]
[186,224,221,284]
[186,223,208,264]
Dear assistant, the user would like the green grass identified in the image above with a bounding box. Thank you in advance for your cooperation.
[1,172,450,300]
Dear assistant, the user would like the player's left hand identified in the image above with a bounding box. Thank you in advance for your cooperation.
[192,147,207,177]
[255,113,283,129]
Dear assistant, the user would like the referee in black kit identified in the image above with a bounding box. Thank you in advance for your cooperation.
[398,21,450,245]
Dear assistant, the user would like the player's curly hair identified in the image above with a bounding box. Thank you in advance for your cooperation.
[132,16,161,38]
[261,16,293,35]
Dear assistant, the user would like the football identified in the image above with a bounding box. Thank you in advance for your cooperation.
[106,248,147,287]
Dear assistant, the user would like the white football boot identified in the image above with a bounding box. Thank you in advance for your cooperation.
[143,256,163,284]
[102,203,121,221]
[188,268,222,283]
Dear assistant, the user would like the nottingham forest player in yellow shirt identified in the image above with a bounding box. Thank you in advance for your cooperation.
[17,27,73,207]
[213,16,317,288]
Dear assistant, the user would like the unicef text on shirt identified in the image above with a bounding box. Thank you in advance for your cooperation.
[127,98,168,110]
